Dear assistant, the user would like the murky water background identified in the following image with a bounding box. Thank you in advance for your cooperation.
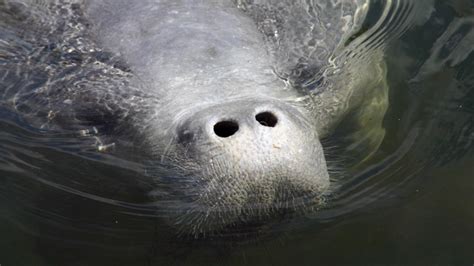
[1,0,474,265]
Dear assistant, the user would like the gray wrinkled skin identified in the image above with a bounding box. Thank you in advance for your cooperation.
[0,0,386,235]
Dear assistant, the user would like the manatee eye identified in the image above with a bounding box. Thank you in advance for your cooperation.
[214,121,239,138]
[255,112,277,127]
[177,129,194,144]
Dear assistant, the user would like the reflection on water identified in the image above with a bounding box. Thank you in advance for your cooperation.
[1,0,473,265]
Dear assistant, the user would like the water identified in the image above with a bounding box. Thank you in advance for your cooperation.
[1,0,474,265]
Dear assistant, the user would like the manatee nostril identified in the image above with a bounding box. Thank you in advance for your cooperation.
[255,112,278,127]
[214,121,239,138]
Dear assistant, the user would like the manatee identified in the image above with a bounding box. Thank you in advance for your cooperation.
[0,0,388,235]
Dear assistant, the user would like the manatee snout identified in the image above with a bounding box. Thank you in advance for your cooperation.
[160,98,329,233]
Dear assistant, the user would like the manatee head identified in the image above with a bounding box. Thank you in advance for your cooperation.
[81,0,332,235]
[146,97,329,234]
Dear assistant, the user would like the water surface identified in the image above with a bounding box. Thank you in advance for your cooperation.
[1,0,474,265]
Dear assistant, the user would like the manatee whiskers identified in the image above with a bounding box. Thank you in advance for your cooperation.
[159,160,328,235]
[150,153,327,234]
[172,192,326,237]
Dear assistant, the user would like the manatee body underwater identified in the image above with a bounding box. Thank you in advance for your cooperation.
[0,0,388,237]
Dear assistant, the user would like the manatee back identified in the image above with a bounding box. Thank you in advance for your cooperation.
[0,0,155,132]
[84,0,288,104]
